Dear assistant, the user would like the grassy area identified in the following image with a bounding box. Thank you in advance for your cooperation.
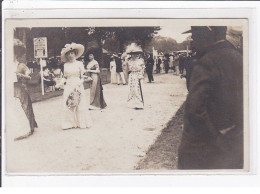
[135,103,184,170]
[30,69,111,103]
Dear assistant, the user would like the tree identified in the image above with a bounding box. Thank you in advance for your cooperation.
[112,27,161,53]
[145,35,179,53]
[178,35,192,50]
[84,27,115,66]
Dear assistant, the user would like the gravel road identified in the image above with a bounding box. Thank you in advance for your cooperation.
[6,73,187,173]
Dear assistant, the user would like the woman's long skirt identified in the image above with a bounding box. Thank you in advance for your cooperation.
[111,67,117,84]
[14,85,38,133]
[123,67,129,84]
[62,77,92,129]
[127,72,144,109]
[89,73,107,109]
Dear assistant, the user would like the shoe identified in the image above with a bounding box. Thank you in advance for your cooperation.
[89,105,101,110]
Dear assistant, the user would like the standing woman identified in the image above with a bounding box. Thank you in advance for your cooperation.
[121,52,129,84]
[164,54,170,74]
[59,43,92,129]
[109,55,117,84]
[13,43,38,140]
[126,43,145,109]
[86,53,107,110]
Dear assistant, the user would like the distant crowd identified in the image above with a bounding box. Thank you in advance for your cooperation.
[22,50,196,93]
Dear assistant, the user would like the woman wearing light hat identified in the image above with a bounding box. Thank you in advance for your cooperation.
[59,43,92,129]
[126,43,145,109]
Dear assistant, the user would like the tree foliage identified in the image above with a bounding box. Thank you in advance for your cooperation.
[111,27,161,52]
[145,35,192,53]
[14,27,190,62]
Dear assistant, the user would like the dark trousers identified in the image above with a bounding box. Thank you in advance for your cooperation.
[156,65,160,74]
[147,71,154,82]
[165,66,169,74]
[179,64,184,74]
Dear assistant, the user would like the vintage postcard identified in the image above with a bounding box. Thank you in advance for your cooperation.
[3,17,249,175]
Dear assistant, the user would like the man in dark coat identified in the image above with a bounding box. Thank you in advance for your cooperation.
[178,26,244,169]
[184,53,197,91]
[178,54,185,74]
[145,54,154,83]
[156,57,162,74]
[164,53,170,74]
[115,54,126,85]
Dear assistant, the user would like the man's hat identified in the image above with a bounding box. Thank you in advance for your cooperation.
[182,26,227,34]
[182,26,213,34]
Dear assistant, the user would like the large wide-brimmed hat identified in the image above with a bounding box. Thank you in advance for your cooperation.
[14,38,26,47]
[61,43,85,62]
[84,47,102,62]
[126,43,143,54]
[121,52,128,60]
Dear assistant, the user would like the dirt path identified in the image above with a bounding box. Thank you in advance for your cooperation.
[6,73,187,173]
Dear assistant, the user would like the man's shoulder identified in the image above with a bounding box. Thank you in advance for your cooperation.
[202,41,240,59]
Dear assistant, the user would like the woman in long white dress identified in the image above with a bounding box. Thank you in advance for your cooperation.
[58,43,93,129]
[126,43,145,109]
[110,56,117,84]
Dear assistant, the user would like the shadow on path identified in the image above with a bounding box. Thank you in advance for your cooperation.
[136,103,185,170]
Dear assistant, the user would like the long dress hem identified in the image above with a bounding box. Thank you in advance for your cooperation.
[127,59,145,109]
[87,60,107,109]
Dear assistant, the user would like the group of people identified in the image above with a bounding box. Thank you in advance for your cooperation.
[42,66,64,92]
[110,51,155,85]
[13,42,146,140]
[110,54,128,85]
[154,52,192,76]
[12,26,244,171]
[24,57,65,92]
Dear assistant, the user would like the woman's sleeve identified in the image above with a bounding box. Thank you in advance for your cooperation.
[16,63,27,74]
[79,62,85,78]
[16,63,31,79]
[95,62,100,70]
[63,64,68,78]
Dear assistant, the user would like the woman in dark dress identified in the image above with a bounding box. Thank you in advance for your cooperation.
[85,53,107,110]
[14,54,38,140]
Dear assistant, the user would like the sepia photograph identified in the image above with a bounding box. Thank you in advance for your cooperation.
[4,18,248,174]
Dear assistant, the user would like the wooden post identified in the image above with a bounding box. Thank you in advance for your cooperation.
[40,58,45,95]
